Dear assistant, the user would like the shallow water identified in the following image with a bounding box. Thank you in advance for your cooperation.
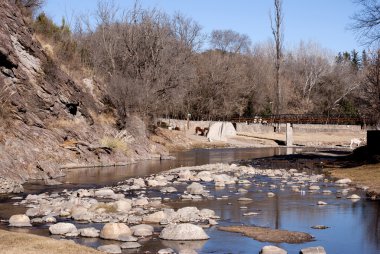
[0,147,379,254]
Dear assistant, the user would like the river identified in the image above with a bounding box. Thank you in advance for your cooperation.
[0,147,379,254]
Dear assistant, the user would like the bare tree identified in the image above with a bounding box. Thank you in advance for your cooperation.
[351,0,380,46]
[14,0,45,16]
[270,0,284,119]
[210,29,252,54]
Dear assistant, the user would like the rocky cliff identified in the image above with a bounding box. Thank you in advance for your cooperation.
[0,1,167,193]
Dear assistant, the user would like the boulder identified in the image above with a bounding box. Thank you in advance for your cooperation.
[158,248,176,254]
[95,189,115,198]
[114,199,132,212]
[176,207,201,222]
[79,227,100,238]
[0,177,24,194]
[143,211,167,223]
[300,246,326,254]
[335,178,352,185]
[260,245,287,254]
[207,122,236,141]
[159,223,209,240]
[9,214,32,227]
[179,249,198,254]
[186,182,204,195]
[49,222,78,236]
[131,224,154,237]
[97,244,122,254]
[120,242,141,249]
[100,223,132,240]
[347,194,361,199]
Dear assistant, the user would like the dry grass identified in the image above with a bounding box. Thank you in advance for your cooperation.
[0,229,101,254]
[218,226,313,243]
[327,163,380,194]
[48,118,83,129]
[100,136,129,154]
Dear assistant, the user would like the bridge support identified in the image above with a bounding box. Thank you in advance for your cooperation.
[286,123,293,146]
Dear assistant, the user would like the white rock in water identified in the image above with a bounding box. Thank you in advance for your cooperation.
[94,189,115,198]
[143,211,166,223]
[186,182,204,195]
[9,214,32,227]
[267,192,275,197]
[130,224,154,237]
[309,185,320,190]
[49,222,78,236]
[317,201,328,205]
[158,248,176,254]
[114,199,132,212]
[347,194,361,199]
[97,244,122,254]
[159,223,209,240]
[79,227,100,238]
[120,242,141,249]
[100,223,132,240]
[335,178,352,184]
[260,245,287,254]
[300,246,326,254]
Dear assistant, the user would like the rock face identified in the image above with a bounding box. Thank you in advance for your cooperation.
[207,122,236,141]
[0,177,24,194]
[8,214,31,227]
[0,1,168,193]
[159,223,209,240]
[100,223,132,240]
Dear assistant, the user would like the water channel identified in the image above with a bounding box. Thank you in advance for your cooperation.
[0,147,379,254]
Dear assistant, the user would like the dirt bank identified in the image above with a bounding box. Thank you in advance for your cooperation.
[0,229,100,254]
[218,226,313,243]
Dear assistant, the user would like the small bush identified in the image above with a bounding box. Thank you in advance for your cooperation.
[100,136,129,154]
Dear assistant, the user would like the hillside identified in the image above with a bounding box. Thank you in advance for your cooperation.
[0,1,167,193]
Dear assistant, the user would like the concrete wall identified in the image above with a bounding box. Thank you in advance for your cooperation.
[235,123,274,133]
[158,118,363,134]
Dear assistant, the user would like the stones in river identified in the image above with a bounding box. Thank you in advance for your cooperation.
[79,227,100,237]
[186,182,204,195]
[49,222,78,236]
[179,249,198,254]
[267,192,275,197]
[322,190,332,195]
[260,245,287,254]
[9,214,32,227]
[300,246,326,254]
[335,178,352,185]
[347,194,361,199]
[130,224,154,237]
[100,223,132,240]
[120,242,141,249]
[97,244,122,254]
[114,199,132,212]
[311,225,329,230]
[238,197,253,202]
[309,185,320,190]
[159,223,209,240]
[158,248,176,254]
[243,212,259,216]
[317,201,327,205]
[143,211,166,223]
[238,188,248,193]
[94,188,116,198]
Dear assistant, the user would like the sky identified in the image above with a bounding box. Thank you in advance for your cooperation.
[42,0,363,54]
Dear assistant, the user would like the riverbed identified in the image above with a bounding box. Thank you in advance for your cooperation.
[0,147,379,254]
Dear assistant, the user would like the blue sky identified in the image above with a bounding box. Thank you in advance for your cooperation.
[42,0,362,54]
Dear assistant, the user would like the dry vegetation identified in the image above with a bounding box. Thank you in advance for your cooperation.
[327,163,380,194]
[0,229,100,254]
